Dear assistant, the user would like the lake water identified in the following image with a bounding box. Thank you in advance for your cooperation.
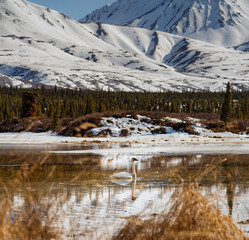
[0,143,249,239]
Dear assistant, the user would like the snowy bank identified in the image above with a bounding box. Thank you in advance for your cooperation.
[0,115,248,155]
[0,130,248,155]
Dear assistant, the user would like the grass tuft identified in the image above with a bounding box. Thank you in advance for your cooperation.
[112,158,247,240]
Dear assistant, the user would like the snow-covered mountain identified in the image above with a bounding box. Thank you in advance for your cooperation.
[0,0,249,91]
[0,0,183,91]
[81,0,249,48]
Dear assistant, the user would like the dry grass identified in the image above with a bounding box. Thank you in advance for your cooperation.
[112,159,247,240]
[163,119,200,135]
[0,159,60,240]
[0,117,52,133]
[0,155,248,240]
[112,183,246,240]
[203,119,249,134]
[0,154,101,240]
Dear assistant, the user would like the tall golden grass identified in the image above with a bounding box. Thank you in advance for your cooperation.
[112,182,247,240]
[0,159,60,239]
[0,153,103,240]
[112,158,247,240]
[0,155,247,239]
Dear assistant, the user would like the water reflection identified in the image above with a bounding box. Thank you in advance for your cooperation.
[111,179,132,186]
[0,151,249,238]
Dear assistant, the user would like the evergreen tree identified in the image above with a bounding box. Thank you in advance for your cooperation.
[21,91,40,118]
[98,102,106,113]
[242,95,248,119]
[50,100,62,132]
[171,100,177,113]
[186,99,192,113]
[209,102,215,114]
[4,100,10,119]
[220,82,233,125]
[47,101,53,118]
[1,86,249,121]
[0,112,3,122]
[234,105,243,120]
[85,94,94,115]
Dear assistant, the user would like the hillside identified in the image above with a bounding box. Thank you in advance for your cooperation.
[0,0,249,91]
[0,0,194,91]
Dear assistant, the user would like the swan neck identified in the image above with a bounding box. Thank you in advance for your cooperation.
[132,161,136,178]
[132,178,136,200]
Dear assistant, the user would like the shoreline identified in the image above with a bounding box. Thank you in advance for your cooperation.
[0,132,249,155]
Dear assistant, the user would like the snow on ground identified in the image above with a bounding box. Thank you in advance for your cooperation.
[0,116,248,155]
[0,131,248,155]
[91,115,174,136]
[0,115,249,155]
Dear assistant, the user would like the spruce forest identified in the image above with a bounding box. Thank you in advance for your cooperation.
[0,87,248,121]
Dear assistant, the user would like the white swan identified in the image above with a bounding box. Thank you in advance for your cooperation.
[110,158,138,180]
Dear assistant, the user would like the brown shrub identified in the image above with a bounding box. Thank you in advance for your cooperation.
[96,130,108,137]
[130,112,138,120]
[151,127,166,134]
[204,121,225,132]
[0,117,52,133]
[79,122,98,130]
[120,129,129,137]
[151,119,167,126]
[85,130,93,137]
[103,111,124,119]
[226,120,249,134]
[184,124,199,135]
[107,119,114,124]
[58,113,102,136]
[237,120,249,132]
[163,119,199,135]
[204,120,249,134]
[96,128,112,137]
[140,118,151,123]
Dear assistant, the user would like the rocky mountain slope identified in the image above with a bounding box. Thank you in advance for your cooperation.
[0,0,249,91]
[0,0,183,90]
[81,0,249,48]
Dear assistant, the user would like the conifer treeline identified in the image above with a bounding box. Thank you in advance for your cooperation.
[0,86,248,121]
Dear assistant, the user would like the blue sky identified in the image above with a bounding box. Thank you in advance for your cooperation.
[28,0,115,20]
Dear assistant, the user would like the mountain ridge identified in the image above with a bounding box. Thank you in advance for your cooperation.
[0,0,249,91]
[80,0,249,48]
